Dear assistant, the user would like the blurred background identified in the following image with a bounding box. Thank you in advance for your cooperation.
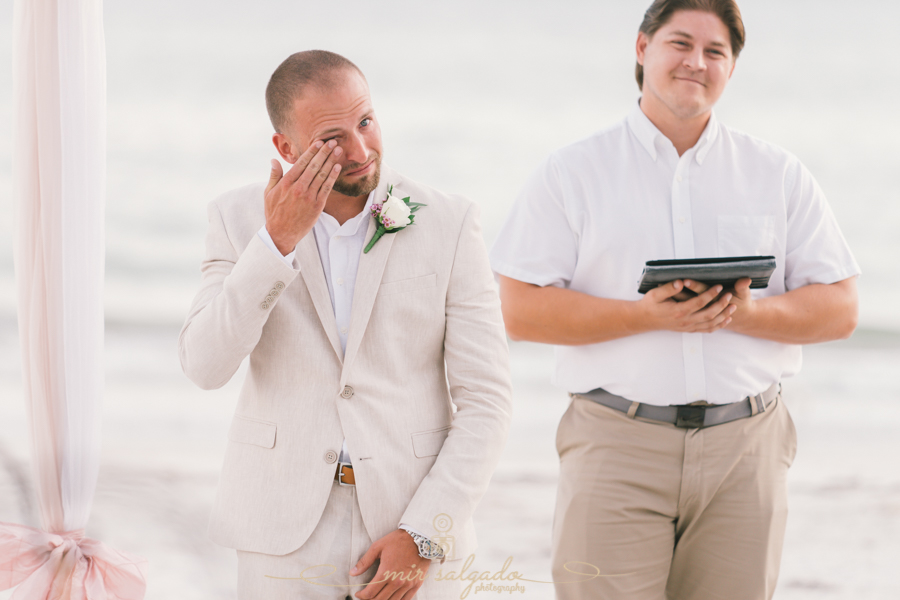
[1,0,898,598]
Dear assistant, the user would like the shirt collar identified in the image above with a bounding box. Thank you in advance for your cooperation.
[317,189,377,236]
[626,99,720,165]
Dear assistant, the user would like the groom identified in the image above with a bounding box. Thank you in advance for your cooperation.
[179,50,512,600]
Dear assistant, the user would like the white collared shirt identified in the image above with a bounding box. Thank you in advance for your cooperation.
[258,190,375,461]
[490,103,860,406]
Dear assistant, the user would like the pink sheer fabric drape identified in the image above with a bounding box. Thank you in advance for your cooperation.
[0,0,148,597]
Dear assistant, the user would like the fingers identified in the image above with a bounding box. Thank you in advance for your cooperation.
[283,140,325,184]
[351,544,379,577]
[649,279,684,301]
[683,279,711,295]
[309,146,343,199]
[684,284,724,313]
[297,140,340,191]
[265,159,283,196]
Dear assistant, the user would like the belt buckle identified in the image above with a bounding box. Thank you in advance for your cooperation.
[337,462,354,486]
[675,405,706,429]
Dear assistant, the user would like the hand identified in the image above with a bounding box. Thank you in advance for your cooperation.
[264,140,343,255]
[671,279,711,302]
[723,277,754,331]
[637,279,735,334]
[352,529,431,600]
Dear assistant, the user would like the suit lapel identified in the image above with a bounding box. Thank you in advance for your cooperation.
[341,173,394,385]
[295,233,343,364]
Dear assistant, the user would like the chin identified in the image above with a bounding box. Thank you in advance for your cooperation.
[334,160,381,198]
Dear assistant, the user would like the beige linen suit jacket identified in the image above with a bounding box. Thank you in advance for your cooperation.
[179,165,512,559]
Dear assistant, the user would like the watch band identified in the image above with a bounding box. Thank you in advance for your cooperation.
[400,527,445,562]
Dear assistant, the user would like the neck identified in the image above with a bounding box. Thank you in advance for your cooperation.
[323,190,368,226]
[639,94,711,157]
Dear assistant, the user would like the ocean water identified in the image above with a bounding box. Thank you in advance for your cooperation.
[0,0,898,327]
[1,1,899,598]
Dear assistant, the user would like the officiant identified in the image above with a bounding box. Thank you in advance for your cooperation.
[489,1,859,599]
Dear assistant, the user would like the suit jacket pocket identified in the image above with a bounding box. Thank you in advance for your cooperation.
[228,416,277,448]
[379,273,436,297]
[411,425,451,458]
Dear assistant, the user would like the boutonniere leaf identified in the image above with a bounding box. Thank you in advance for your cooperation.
[364,184,426,253]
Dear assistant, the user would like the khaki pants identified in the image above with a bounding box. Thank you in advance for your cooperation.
[551,392,797,600]
[236,479,462,600]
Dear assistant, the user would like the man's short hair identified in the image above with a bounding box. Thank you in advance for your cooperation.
[635,0,746,90]
[265,50,364,135]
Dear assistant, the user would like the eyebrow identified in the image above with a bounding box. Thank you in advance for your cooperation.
[670,30,728,48]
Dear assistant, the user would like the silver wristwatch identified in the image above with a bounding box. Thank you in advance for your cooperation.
[402,528,445,562]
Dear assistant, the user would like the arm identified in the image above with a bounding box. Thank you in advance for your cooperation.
[179,141,342,389]
[498,275,735,345]
[399,202,514,540]
[725,276,858,344]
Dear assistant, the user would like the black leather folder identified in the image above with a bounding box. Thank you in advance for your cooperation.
[637,256,776,294]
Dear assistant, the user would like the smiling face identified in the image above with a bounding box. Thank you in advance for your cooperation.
[636,9,736,121]
[273,68,382,199]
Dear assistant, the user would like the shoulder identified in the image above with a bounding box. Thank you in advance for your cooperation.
[382,165,475,228]
[715,123,803,174]
[205,182,267,247]
[209,182,267,221]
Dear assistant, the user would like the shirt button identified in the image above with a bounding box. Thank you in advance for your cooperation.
[679,216,686,224]
[676,175,683,183]
[341,386,354,399]
[336,278,344,286]
[324,451,338,464]
[340,327,348,335]
[689,347,697,354]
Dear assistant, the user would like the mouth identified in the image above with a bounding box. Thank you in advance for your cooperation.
[674,76,706,87]
[343,160,375,177]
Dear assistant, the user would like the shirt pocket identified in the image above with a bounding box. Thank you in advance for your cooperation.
[717,215,776,257]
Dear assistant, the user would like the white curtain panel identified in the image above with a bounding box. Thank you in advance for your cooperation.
[0,0,147,597]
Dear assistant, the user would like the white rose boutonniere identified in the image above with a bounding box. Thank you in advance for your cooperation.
[364,184,426,253]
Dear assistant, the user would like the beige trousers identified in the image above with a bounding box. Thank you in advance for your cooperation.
[236,479,462,600]
[551,392,797,600]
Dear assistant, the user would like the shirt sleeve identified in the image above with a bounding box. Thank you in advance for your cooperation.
[257,224,299,270]
[489,154,579,288]
[783,158,861,290]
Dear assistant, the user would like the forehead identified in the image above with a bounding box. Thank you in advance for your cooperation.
[657,9,731,46]
[291,71,372,137]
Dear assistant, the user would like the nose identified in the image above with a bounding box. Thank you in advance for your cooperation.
[341,130,369,166]
[683,47,706,72]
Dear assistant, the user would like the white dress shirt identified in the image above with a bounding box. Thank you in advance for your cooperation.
[490,102,860,406]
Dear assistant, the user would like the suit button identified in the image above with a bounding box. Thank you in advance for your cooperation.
[260,302,269,310]
[341,386,354,399]
[275,281,285,291]
[324,451,337,464]
[269,288,279,297]
[265,295,275,303]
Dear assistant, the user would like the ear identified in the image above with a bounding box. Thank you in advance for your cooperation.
[636,31,650,66]
[272,132,298,164]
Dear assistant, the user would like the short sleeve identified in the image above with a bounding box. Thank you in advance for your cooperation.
[489,154,579,288]
[783,158,861,290]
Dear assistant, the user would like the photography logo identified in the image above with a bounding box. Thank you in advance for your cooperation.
[432,513,455,560]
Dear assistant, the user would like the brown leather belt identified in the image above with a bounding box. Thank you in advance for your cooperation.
[334,462,355,486]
